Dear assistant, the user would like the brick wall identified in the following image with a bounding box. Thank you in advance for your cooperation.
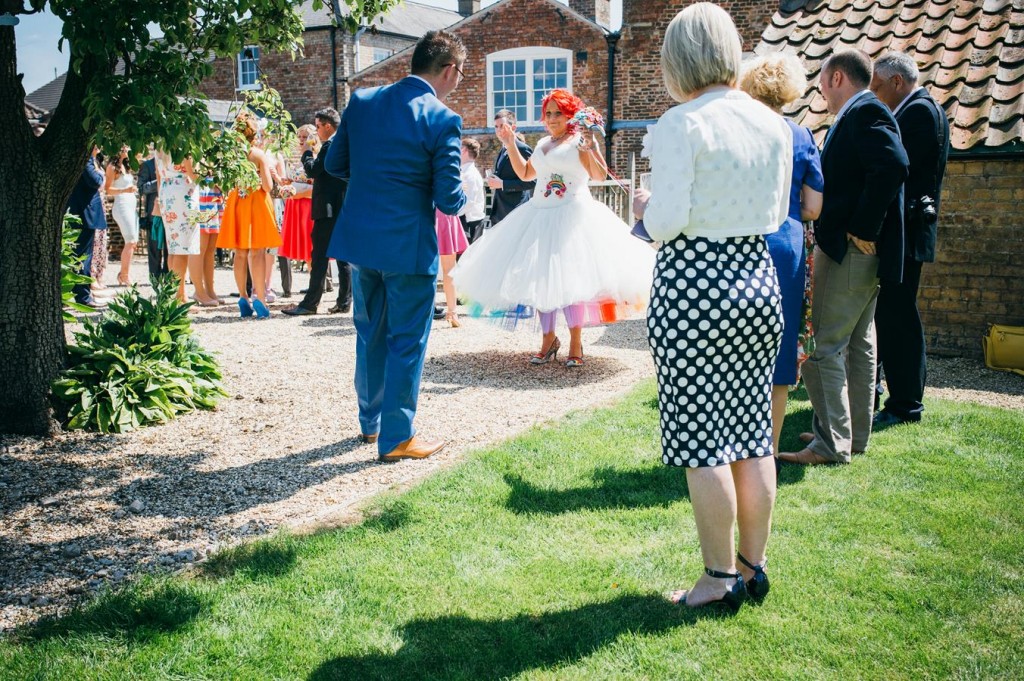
[349,0,610,135]
[921,157,1024,357]
[200,29,419,129]
[610,1,778,171]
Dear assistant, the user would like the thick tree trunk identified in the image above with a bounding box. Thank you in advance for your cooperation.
[0,182,68,434]
[0,24,90,435]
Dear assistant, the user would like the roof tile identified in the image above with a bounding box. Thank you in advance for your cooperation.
[754,0,1024,149]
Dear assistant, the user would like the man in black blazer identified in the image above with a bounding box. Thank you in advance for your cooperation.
[135,150,168,278]
[67,146,108,309]
[780,50,909,466]
[283,108,349,316]
[487,109,535,225]
[870,52,950,426]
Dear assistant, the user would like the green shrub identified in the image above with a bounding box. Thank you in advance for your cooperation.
[52,275,228,433]
[61,213,93,320]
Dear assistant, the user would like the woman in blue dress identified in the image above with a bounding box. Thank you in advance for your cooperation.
[740,53,824,457]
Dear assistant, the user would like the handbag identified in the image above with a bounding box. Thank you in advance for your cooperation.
[983,324,1024,377]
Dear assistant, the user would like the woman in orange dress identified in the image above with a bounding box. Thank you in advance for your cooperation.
[218,112,282,319]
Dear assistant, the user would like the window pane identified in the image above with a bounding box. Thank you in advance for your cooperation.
[515,75,525,90]
[494,61,503,76]
[516,92,526,106]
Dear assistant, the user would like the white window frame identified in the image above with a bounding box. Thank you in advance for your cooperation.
[486,47,573,126]
[372,47,394,64]
[237,45,261,91]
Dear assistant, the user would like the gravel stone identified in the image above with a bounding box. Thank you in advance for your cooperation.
[61,545,81,558]
[127,500,145,514]
[0,262,1019,632]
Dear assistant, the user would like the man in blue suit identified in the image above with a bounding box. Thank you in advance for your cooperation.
[67,146,108,309]
[326,30,467,461]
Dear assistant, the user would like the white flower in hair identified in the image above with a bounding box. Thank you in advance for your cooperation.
[640,124,656,158]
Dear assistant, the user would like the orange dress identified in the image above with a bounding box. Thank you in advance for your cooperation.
[217,188,282,250]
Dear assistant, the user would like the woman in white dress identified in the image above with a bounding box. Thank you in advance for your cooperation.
[454,89,654,367]
[155,151,200,302]
[104,146,139,286]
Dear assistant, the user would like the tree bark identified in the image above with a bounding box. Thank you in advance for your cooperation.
[0,24,91,434]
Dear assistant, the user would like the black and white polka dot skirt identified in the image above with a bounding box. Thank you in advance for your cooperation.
[648,234,782,468]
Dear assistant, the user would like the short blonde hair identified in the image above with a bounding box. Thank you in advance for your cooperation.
[739,53,808,110]
[661,3,742,103]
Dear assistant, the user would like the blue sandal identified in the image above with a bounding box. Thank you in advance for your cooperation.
[238,298,254,318]
[252,298,270,319]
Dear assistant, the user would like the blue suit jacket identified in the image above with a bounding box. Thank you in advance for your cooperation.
[67,159,107,230]
[325,76,467,276]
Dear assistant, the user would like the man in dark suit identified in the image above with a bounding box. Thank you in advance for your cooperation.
[780,50,909,466]
[487,109,535,225]
[67,146,108,309]
[870,51,950,427]
[325,30,467,461]
[283,108,349,316]
[136,149,168,278]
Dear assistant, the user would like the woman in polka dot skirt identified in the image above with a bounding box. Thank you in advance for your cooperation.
[633,3,792,612]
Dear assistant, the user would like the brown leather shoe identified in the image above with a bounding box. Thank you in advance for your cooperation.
[359,434,378,444]
[798,432,814,444]
[778,448,839,466]
[379,436,445,461]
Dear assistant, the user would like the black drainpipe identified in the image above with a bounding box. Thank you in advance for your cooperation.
[604,30,620,163]
[330,24,339,110]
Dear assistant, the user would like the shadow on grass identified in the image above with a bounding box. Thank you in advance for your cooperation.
[23,582,207,644]
[200,541,299,581]
[361,498,414,533]
[308,593,726,681]
[504,466,689,515]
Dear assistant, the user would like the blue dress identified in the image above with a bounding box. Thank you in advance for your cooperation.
[766,119,824,385]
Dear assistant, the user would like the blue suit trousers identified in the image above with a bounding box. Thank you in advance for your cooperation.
[352,265,436,455]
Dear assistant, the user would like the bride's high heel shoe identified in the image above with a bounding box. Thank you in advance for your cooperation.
[530,337,560,364]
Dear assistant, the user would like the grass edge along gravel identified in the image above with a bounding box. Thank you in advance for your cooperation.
[2,381,1022,680]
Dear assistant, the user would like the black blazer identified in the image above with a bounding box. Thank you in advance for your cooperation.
[896,89,950,263]
[136,157,159,219]
[490,139,536,224]
[67,158,107,230]
[302,137,347,221]
[817,91,909,283]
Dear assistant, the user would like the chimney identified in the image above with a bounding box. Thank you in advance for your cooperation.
[568,0,611,28]
[458,0,480,16]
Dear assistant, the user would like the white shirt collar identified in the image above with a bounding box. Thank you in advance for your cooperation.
[893,86,926,116]
[408,74,436,96]
[834,89,872,124]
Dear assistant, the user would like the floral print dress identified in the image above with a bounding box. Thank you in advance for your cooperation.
[156,156,200,255]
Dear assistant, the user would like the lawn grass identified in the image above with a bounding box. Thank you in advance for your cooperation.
[2,382,1022,680]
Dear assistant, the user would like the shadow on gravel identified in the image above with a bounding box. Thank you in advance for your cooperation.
[590,318,650,351]
[200,540,299,581]
[423,351,627,390]
[503,466,690,515]
[308,593,731,681]
[23,581,208,644]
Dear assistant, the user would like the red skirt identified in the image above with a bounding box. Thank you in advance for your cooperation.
[279,197,313,261]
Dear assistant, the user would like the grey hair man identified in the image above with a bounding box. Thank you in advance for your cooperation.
[870,51,950,427]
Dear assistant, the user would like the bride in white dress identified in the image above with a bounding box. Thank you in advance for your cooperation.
[453,89,654,367]
[104,146,138,286]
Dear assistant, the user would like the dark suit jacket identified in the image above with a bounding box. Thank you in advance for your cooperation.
[302,137,347,222]
[136,157,159,219]
[896,89,950,263]
[490,139,536,224]
[67,158,107,230]
[818,91,909,282]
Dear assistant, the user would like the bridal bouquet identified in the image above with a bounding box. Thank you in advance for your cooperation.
[571,107,606,137]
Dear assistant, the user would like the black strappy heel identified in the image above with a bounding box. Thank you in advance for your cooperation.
[738,553,769,601]
[671,567,745,612]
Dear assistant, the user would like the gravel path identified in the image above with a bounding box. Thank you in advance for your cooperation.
[1,261,1021,631]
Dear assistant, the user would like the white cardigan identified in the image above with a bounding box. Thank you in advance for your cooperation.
[643,89,792,242]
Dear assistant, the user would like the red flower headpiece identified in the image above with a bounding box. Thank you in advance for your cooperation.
[541,89,585,131]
